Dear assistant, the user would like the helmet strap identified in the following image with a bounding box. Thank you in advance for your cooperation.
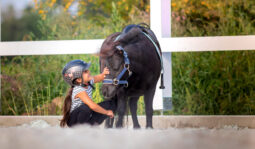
[80,76,86,87]
[79,76,93,89]
[80,76,95,90]
[88,82,95,90]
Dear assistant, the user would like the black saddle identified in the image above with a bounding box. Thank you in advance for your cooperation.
[121,23,159,44]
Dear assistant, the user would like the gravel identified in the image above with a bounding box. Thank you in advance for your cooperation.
[0,120,254,149]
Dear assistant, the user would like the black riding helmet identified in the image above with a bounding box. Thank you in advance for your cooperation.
[62,59,91,87]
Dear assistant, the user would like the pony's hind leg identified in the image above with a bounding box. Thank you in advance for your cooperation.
[144,86,156,129]
[129,96,140,129]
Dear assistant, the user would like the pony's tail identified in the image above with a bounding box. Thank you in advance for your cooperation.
[60,87,73,128]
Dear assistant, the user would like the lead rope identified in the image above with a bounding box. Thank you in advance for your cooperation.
[142,32,165,89]
[126,100,129,129]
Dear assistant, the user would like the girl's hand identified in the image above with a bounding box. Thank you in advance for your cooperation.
[106,110,114,118]
[93,67,110,83]
[102,67,110,76]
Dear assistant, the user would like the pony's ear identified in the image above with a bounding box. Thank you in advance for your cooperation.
[115,27,142,43]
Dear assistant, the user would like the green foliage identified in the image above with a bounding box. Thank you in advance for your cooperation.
[1,54,148,115]
[1,55,100,115]
[170,0,255,115]
[2,0,255,116]
[1,0,150,41]
[1,6,42,41]
[172,51,255,115]
[77,0,149,24]
[110,2,125,33]
[171,0,255,36]
[1,0,149,115]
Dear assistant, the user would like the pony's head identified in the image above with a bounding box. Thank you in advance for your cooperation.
[99,26,143,99]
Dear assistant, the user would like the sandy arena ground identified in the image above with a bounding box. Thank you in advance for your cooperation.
[0,119,254,149]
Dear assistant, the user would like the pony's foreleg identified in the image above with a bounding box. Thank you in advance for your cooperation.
[104,96,117,128]
[105,117,114,128]
[116,97,127,128]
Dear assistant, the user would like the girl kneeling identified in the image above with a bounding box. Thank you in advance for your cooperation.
[60,59,116,128]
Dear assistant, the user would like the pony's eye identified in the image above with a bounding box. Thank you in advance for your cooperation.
[107,57,113,67]
[118,50,123,55]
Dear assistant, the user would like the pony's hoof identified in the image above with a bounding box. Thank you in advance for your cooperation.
[146,126,153,129]
[133,125,141,129]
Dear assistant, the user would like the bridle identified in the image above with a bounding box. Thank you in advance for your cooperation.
[102,45,132,87]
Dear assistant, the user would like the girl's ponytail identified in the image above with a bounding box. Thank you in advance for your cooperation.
[60,87,73,127]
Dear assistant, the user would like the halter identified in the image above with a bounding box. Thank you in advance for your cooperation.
[103,45,132,87]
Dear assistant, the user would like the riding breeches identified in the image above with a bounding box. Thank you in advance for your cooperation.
[67,100,116,127]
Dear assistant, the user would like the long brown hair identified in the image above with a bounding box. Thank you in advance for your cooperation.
[60,87,73,127]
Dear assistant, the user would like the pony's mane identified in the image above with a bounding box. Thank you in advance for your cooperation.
[100,23,159,58]
[100,32,121,58]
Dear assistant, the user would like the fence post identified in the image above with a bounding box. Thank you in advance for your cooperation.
[0,56,1,113]
[151,0,173,112]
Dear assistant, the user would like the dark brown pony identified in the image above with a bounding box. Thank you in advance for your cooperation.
[99,24,163,128]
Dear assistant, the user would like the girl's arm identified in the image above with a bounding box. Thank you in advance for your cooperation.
[93,67,110,83]
[76,91,114,118]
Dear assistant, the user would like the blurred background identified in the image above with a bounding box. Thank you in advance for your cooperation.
[1,0,255,115]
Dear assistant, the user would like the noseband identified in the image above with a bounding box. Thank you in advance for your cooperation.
[102,45,132,87]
